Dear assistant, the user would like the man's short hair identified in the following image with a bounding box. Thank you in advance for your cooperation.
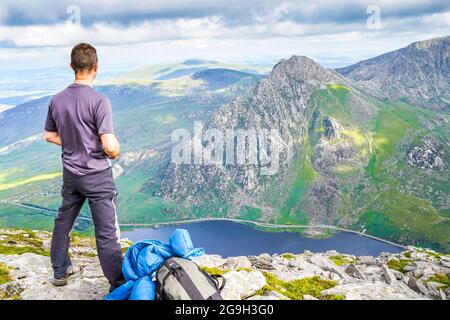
[71,43,98,74]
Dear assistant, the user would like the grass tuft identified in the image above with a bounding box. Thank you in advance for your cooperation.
[0,229,50,256]
[200,266,229,276]
[0,262,13,285]
[329,255,354,266]
[255,272,338,300]
[0,244,50,256]
[387,259,412,274]
[427,274,450,288]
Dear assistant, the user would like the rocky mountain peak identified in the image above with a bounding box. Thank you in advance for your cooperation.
[156,54,351,204]
[155,50,368,213]
[269,55,345,87]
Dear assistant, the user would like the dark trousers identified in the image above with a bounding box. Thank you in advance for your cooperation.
[50,167,124,289]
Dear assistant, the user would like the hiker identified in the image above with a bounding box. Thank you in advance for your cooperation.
[43,43,124,292]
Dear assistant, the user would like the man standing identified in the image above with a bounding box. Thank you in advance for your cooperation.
[44,43,123,291]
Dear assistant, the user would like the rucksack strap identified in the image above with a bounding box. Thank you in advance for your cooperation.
[163,258,204,300]
[210,274,226,291]
[198,267,226,292]
[207,291,223,300]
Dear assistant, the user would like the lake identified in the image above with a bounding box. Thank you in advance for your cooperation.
[122,220,404,257]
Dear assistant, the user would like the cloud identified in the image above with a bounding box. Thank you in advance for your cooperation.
[0,0,449,69]
[2,0,450,27]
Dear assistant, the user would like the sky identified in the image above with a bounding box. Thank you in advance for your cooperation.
[0,0,449,71]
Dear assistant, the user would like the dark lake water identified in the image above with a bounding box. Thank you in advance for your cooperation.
[122,220,404,257]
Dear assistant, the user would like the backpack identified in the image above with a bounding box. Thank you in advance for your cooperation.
[156,257,226,300]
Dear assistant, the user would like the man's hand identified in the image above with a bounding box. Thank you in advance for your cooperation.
[101,133,120,159]
[44,130,62,146]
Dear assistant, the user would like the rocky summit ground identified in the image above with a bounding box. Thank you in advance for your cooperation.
[0,228,449,300]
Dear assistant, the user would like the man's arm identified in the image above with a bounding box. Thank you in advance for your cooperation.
[44,130,62,146]
[96,97,119,159]
[101,133,120,159]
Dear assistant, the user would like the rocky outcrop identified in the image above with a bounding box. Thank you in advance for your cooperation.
[1,228,449,300]
[322,117,341,139]
[0,228,131,300]
[407,136,444,170]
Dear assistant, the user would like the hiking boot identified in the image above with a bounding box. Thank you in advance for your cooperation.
[52,265,83,287]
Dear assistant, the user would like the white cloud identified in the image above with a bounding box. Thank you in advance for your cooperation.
[0,0,448,70]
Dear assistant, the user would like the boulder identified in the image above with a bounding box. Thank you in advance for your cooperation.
[192,254,227,268]
[223,256,252,270]
[248,256,276,270]
[440,259,450,268]
[321,282,426,300]
[381,265,398,285]
[0,253,108,300]
[305,253,348,280]
[221,270,266,300]
[0,281,24,299]
[272,255,325,281]
[324,250,339,257]
[247,290,288,300]
[391,269,404,280]
[402,263,418,272]
[407,277,429,296]
[345,264,367,280]
[357,256,377,265]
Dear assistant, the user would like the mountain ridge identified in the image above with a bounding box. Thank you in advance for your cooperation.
[337,35,450,111]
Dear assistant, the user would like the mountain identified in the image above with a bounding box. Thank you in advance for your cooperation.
[337,36,450,112]
[156,56,355,207]
[153,49,449,251]
[1,227,449,300]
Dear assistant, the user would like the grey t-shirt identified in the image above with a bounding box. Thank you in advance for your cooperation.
[45,83,114,176]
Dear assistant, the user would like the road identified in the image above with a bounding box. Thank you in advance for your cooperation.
[2,200,406,249]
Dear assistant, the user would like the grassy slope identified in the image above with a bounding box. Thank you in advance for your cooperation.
[358,104,449,251]
[256,83,449,251]
[312,85,449,251]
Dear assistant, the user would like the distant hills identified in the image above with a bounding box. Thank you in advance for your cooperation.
[110,59,269,84]
[0,64,263,148]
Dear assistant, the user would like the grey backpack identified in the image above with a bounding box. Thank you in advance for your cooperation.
[156,257,225,300]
